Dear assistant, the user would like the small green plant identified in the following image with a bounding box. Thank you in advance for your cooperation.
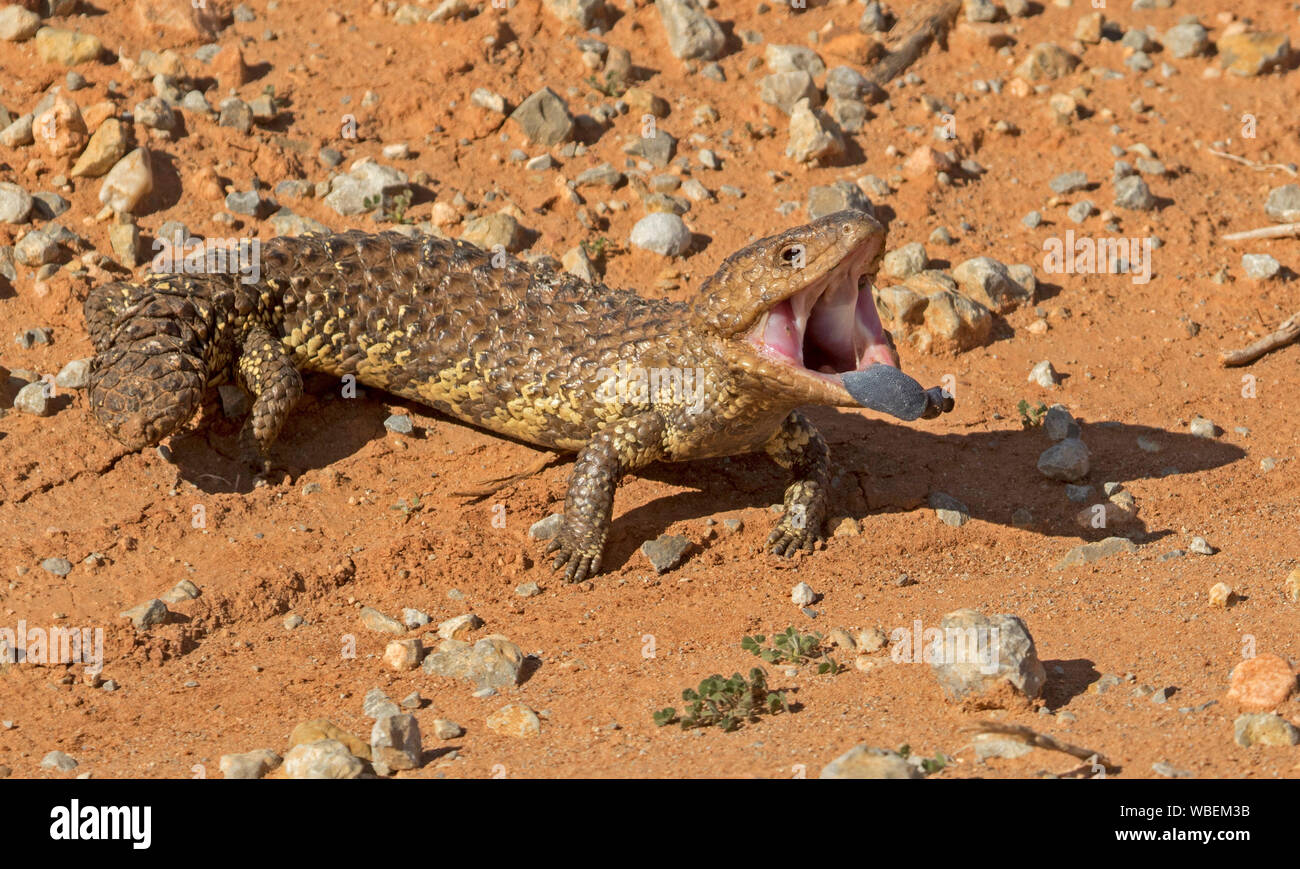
[579,235,613,262]
[653,668,787,732]
[742,627,840,675]
[1017,399,1049,428]
[898,743,948,775]
[390,495,423,523]
[364,189,414,224]
[585,70,626,98]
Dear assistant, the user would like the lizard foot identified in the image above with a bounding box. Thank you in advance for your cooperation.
[766,513,823,557]
[545,532,605,583]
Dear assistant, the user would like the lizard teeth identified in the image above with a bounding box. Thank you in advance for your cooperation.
[788,279,822,351]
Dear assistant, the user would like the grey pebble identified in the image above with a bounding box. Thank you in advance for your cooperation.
[41,557,73,577]
[641,534,691,573]
[383,414,413,434]
[528,513,564,541]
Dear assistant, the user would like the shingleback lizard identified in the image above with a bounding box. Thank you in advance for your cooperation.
[85,209,944,582]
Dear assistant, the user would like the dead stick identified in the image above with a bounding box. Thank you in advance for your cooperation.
[1208,149,1298,178]
[1220,311,1300,366]
[867,0,962,89]
[1222,223,1300,242]
[964,720,1114,769]
[452,451,563,500]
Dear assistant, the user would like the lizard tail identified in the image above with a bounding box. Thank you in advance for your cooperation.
[85,279,212,450]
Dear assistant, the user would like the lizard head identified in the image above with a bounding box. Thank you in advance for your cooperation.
[693,209,898,406]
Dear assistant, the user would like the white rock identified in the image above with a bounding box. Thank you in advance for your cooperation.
[283,739,364,779]
[629,212,691,256]
[98,148,153,215]
[0,182,33,224]
[1028,360,1059,388]
[1241,253,1280,281]
[0,5,40,42]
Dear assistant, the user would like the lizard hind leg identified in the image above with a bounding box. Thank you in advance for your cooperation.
[234,326,303,469]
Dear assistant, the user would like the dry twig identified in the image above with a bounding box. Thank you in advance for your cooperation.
[867,0,962,89]
[1208,149,1298,178]
[453,451,563,500]
[1222,223,1300,242]
[963,720,1114,770]
[1220,311,1300,366]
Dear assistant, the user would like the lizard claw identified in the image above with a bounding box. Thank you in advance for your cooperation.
[766,515,822,557]
[545,535,603,583]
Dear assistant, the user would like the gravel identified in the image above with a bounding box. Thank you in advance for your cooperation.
[656,0,725,60]
[508,87,574,146]
[40,751,78,772]
[383,413,413,434]
[930,609,1046,705]
[1028,360,1059,388]
[928,492,970,527]
[1067,200,1095,223]
[1163,23,1208,58]
[1264,184,1300,222]
[14,381,51,415]
[1049,171,1089,194]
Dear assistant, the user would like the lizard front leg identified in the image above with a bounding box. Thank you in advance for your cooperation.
[547,411,667,583]
[235,325,303,467]
[764,410,831,556]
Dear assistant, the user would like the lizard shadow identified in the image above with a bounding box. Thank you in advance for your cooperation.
[169,386,389,493]
[599,412,1247,574]
[169,391,1246,570]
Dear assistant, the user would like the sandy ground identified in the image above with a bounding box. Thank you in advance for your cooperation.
[0,0,1297,779]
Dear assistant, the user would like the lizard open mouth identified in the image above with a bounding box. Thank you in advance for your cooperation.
[744,241,898,383]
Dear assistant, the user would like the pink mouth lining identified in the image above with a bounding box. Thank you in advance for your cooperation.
[746,243,897,383]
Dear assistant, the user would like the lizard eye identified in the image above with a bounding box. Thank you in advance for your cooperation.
[779,244,804,268]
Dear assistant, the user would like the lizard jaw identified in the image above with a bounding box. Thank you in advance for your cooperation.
[742,238,899,400]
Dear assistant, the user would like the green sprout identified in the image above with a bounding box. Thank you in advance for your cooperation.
[742,627,841,675]
[898,743,949,775]
[1017,399,1049,428]
[390,495,423,523]
[653,668,787,732]
[363,189,414,224]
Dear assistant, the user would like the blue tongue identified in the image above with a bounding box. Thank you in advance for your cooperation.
[841,364,954,421]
